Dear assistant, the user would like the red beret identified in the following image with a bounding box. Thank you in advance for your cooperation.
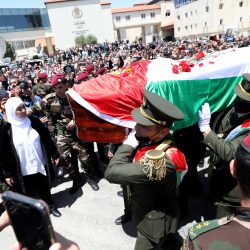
[76,72,89,82]
[51,73,66,87]
[38,72,48,79]
[86,64,94,72]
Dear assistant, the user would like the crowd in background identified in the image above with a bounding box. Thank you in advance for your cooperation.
[1,33,250,93]
[1,34,250,248]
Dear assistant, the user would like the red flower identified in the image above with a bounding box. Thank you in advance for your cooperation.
[209,61,215,64]
[172,65,179,74]
[189,63,195,67]
[199,63,204,67]
[182,65,191,72]
[179,61,191,72]
[179,61,189,67]
[195,51,205,60]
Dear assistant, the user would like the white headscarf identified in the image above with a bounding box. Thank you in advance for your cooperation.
[5,97,46,176]
[5,97,31,129]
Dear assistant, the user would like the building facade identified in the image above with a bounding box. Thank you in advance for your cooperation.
[112,1,175,43]
[174,0,250,39]
[112,4,162,43]
[0,7,54,59]
[45,0,114,50]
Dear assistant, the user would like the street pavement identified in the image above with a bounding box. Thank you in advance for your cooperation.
[0,156,214,250]
[0,168,137,250]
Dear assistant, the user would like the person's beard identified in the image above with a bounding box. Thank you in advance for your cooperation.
[135,135,150,144]
[135,129,162,144]
[234,98,250,114]
[229,98,250,125]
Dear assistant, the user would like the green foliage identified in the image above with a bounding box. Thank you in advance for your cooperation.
[75,35,86,46]
[4,42,16,61]
[75,34,97,46]
[86,34,97,44]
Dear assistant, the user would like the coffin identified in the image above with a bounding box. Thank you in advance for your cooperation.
[67,47,250,143]
[67,95,129,143]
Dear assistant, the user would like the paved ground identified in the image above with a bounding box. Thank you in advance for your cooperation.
[0,166,137,249]
[0,154,214,249]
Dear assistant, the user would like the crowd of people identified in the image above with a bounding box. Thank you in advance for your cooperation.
[0,36,250,249]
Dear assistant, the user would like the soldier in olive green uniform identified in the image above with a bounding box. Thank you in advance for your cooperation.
[198,73,250,218]
[183,135,250,250]
[43,73,98,194]
[105,91,187,250]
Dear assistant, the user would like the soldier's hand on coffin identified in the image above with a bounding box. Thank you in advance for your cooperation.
[123,129,139,148]
[66,120,75,130]
[198,102,211,134]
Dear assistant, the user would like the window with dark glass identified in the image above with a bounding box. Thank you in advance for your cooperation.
[0,8,50,33]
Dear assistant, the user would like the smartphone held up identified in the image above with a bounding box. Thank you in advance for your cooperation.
[2,191,56,250]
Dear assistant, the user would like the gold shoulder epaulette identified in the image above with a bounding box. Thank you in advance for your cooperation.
[139,140,172,181]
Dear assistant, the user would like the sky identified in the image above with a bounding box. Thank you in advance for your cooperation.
[108,0,143,8]
[0,0,143,9]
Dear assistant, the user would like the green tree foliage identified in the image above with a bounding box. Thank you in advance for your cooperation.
[75,35,86,46]
[86,34,97,44]
[75,34,97,46]
[4,42,16,61]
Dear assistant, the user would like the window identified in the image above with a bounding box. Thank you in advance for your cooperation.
[239,1,243,7]
[115,16,121,22]
[150,12,155,18]
[219,19,223,25]
[205,22,207,27]
[0,8,50,33]
[240,16,243,22]
[178,27,180,31]
[206,6,209,12]
[190,11,193,16]
[195,23,197,27]
[185,12,188,18]
[141,13,146,19]
[195,9,197,14]
[190,24,192,29]
[219,3,223,9]
[126,15,130,21]
[177,15,180,20]
[165,10,171,16]
[185,25,188,30]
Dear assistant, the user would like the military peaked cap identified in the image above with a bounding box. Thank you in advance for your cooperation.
[131,91,184,126]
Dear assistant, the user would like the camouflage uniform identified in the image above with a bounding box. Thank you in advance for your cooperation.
[43,92,92,192]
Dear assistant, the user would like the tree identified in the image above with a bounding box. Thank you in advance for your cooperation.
[4,42,16,61]
[86,34,97,44]
[75,34,98,46]
[75,35,86,46]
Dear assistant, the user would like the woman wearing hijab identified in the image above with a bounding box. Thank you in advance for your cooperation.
[0,97,61,217]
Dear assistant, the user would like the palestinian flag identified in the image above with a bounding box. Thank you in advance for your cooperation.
[67,47,250,131]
